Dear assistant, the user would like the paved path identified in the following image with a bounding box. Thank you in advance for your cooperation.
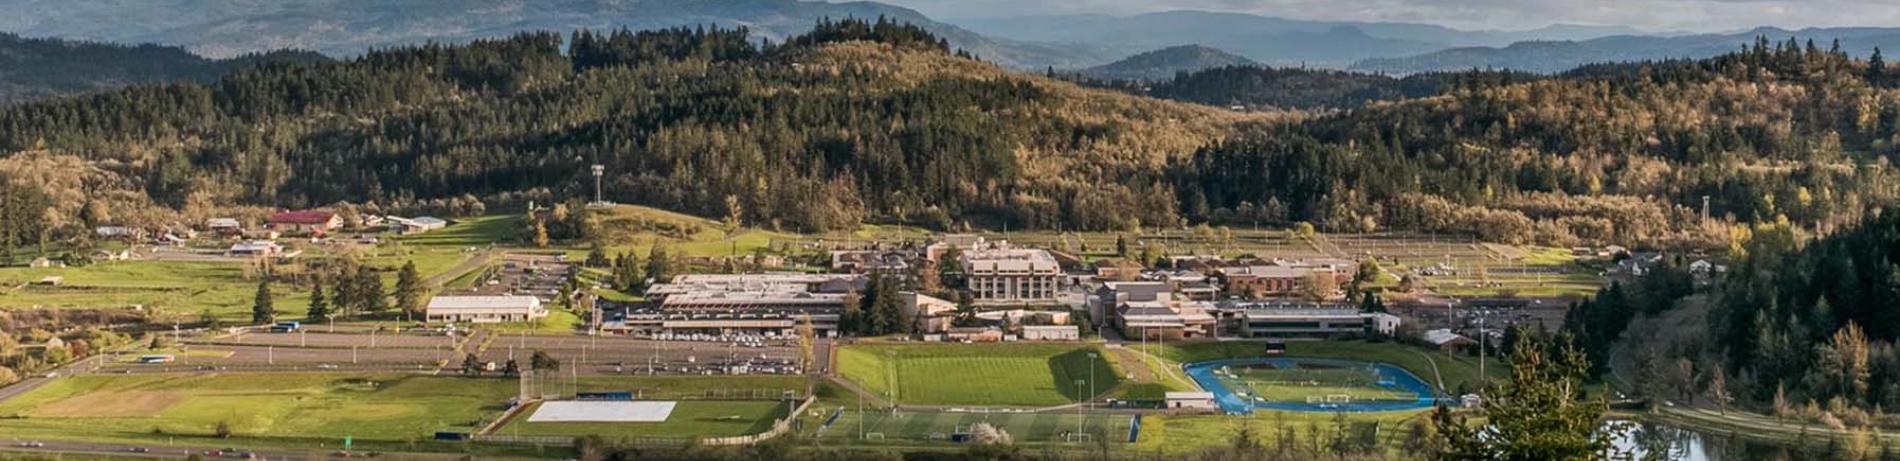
[1409,350,1448,393]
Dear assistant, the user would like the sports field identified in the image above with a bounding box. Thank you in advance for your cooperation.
[0,373,516,444]
[1221,363,1414,402]
[1130,340,1501,394]
[497,400,790,438]
[838,343,1121,407]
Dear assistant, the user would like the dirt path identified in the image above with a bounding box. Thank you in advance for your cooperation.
[1103,346,1156,384]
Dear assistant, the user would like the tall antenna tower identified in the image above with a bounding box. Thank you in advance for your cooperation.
[590,164,606,206]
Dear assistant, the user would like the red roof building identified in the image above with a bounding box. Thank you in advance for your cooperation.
[268,210,341,235]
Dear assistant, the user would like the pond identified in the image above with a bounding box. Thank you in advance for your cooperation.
[1615,420,1878,461]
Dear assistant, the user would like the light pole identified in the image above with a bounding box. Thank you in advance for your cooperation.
[1074,379,1086,438]
[1086,352,1098,409]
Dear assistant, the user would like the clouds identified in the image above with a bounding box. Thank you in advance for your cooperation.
[878,0,1900,32]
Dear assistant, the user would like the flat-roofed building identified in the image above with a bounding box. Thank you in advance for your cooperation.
[1116,298,1217,341]
[1021,325,1080,341]
[964,241,1062,306]
[1165,392,1218,411]
[1229,301,1400,339]
[427,295,547,323]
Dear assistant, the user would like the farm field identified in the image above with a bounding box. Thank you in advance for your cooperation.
[0,373,517,445]
[1130,340,1502,395]
[497,400,789,438]
[0,261,314,321]
[837,343,1121,407]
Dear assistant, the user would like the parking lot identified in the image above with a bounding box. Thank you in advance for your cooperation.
[459,253,572,301]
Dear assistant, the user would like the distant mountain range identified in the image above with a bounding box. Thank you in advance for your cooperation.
[4,0,1900,75]
[1080,45,1256,81]
[1352,27,1900,74]
[0,32,323,104]
[0,0,1116,69]
[959,11,1646,68]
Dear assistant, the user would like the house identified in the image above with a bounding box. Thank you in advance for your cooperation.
[1020,325,1079,341]
[205,218,242,235]
[426,296,548,323]
[227,240,282,257]
[268,210,341,236]
[1165,392,1218,411]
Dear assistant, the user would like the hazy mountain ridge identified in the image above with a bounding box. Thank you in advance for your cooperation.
[1353,27,1900,74]
[0,32,325,104]
[1079,45,1256,81]
[959,10,1647,68]
[0,0,1117,69]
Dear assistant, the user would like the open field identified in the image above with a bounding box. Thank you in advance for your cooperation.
[0,373,807,451]
[1130,340,1502,395]
[1131,409,1427,454]
[0,373,517,444]
[805,407,1136,446]
[0,261,314,320]
[838,343,1121,407]
[498,400,789,438]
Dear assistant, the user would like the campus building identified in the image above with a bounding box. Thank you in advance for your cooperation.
[1224,301,1400,339]
[613,273,866,337]
[267,210,341,236]
[1219,259,1354,299]
[962,240,1062,306]
[426,295,548,323]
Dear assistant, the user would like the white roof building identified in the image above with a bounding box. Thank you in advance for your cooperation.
[426,296,547,323]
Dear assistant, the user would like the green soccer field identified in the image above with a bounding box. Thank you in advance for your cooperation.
[838,343,1122,407]
[1223,366,1413,402]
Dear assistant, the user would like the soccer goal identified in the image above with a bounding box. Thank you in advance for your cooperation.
[1326,394,1353,404]
[1064,433,1095,443]
[864,432,886,440]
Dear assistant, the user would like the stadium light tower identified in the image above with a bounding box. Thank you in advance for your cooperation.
[590,164,606,205]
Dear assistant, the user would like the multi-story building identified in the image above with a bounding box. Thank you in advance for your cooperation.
[614,273,865,337]
[963,241,1062,306]
[1220,259,1354,299]
[1222,301,1400,339]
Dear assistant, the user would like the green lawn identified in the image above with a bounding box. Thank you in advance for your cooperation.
[0,261,313,321]
[0,373,517,444]
[499,400,789,438]
[1132,409,1427,454]
[397,215,524,247]
[838,343,1121,407]
[1131,340,1502,394]
[474,309,584,334]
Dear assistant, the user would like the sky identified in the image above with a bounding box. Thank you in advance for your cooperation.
[870,0,1900,33]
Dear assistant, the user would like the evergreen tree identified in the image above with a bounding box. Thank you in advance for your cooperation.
[358,265,387,313]
[306,279,330,321]
[1870,47,1887,87]
[251,280,275,325]
[395,260,422,318]
[646,245,674,285]
[861,275,886,335]
[1431,337,1621,460]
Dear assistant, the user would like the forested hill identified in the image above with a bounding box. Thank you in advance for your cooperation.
[0,33,325,104]
[0,19,1256,235]
[1169,39,1900,248]
[1078,45,1257,81]
[1123,65,1537,110]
